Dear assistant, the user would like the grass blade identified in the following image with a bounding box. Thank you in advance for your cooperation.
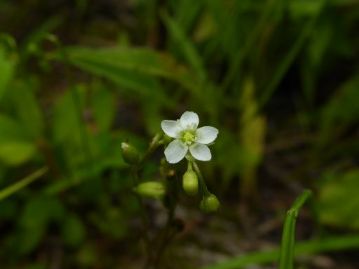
[278,189,312,269]
[203,234,359,269]
[259,0,326,107]
[161,11,207,82]
[0,167,48,201]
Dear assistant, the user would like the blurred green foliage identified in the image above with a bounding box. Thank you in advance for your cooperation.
[0,0,358,268]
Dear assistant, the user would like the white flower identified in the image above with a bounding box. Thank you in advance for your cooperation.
[161,111,218,164]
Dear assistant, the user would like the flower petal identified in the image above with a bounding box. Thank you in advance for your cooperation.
[195,126,218,144]
[161,120,181,138]
[180,111,199,129]
[164,140,188,164]
[189,143,211,161]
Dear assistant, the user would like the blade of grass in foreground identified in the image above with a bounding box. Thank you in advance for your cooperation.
[204,189,359,269]
[203,235,359,269]
[278,189,312,269]
[0,167,48,201]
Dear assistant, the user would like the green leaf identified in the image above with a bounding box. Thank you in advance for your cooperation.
[238,79,266,197]
[62,214,86,247]
[52,86,97,175]
[289,0,325,19]
[16,226,45,255]
[0,114,37,165]
[8,79,44,139]
[65,46,198,100]
[45,133,125,194]
[319,76,359,144]
[91,83,116,132]
[52,86,84,146]
[20,195,65,228]
[0,142,36,166]
[279,190,312,269]
[18,195,65,254]
[0,114,29,141]
[171,0,203,33]
[203,235,359,269]
[259,0,326,107]
[161,11,207,81]
[318,169,359,229]
[0,46,16,101]
[90,206,127,239]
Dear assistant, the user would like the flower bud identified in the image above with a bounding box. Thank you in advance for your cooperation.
[121,142,141,165]
[135,181,165,199]
[182,170,198,196]
[200,194,220,212]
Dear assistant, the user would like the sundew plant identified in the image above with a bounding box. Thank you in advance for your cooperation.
[0,0,358,269]
[120,111,221,267]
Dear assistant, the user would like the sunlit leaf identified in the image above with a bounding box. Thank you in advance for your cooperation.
[0,114,37,165]
[318,170,359,229]
[238,79,266,197]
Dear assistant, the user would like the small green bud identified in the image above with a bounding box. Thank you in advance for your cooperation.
[121,142,141,165]
[135,181,165,199]
[182,170,198,196]
[200,194,220,212]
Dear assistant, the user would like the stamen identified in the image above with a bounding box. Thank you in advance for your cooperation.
[182,130,196,145]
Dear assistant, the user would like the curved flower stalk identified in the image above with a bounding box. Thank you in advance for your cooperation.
[161,111,218,164]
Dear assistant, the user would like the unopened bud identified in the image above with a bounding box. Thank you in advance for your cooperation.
[182,170,198,196]
[121,142,141,165]
[200,194,220,212]
[135,181,165,199]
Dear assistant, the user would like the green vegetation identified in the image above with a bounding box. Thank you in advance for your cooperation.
[0,0,358,268]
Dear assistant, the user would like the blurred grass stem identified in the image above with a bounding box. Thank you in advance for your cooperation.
[0,167,48,200]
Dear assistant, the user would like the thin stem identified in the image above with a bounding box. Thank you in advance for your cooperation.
[150,173,179,269]
[151,206,177,268]
[0,167,48,200]
[279,190,312,269]
[139,133,163,166]
[192,160,211,196]
[130,166,152,267]
[128,134,163,268]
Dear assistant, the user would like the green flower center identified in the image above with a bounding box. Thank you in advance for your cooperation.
[181,130,196,145]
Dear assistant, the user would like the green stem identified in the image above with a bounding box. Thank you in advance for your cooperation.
[203,234,359,269]
[151,201,177,268]
[278,189,312,269]
[128,134,163,268]
[130,167,152,266]
[0,167,48,201]
[192,160,211,196]
[139,133,163,166]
